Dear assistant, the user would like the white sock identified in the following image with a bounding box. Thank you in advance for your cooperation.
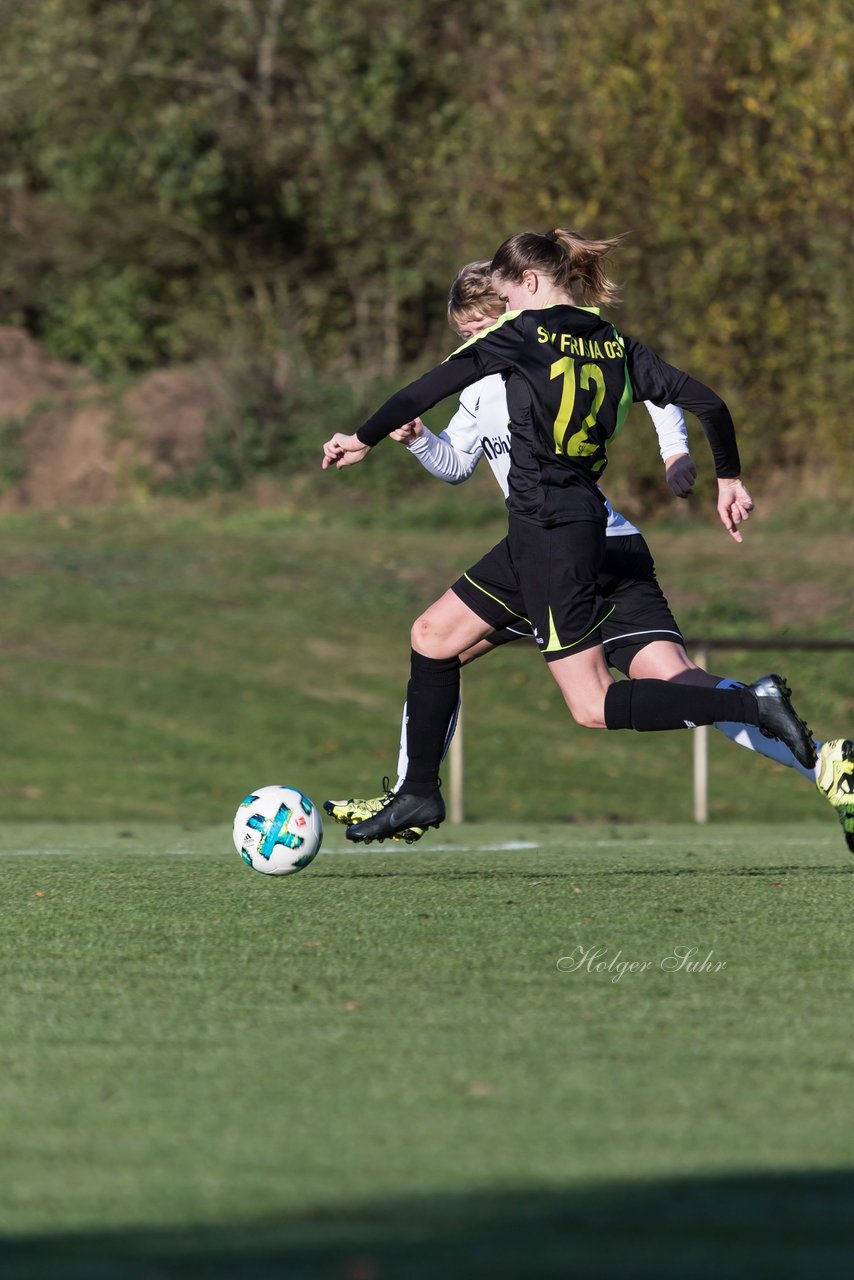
[714,678,820,782]
[395,699,460,792]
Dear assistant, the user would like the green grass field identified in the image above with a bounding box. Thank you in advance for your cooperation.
[0,500,851,1276]
[2,823,853,1278]
[0,500,850,827]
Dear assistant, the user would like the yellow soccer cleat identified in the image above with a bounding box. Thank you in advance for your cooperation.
[323,780,425,844]
[323,783,394,827]
[816,740,854,853]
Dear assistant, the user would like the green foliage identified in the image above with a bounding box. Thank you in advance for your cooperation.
[0,0,850,488]
[155,357,424,497]
[38,265,171,373]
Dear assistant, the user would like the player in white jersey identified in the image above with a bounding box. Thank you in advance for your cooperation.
[325,261,852,848]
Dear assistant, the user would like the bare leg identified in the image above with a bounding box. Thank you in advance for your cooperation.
[627,640,722,686]
[544,640,780,740]
[459,638,497,666]
[544,644,616,728]
[411,589,494,659]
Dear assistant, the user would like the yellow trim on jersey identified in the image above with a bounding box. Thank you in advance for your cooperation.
[462,572,532,623]
[542,603,616,654]
[444,309,524,361]
[444,303,604,362]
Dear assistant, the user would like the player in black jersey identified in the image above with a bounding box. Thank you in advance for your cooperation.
[322,228,817,842]
[324,261,852,850]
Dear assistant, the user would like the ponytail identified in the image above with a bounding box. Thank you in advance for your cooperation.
[491,227,624,307]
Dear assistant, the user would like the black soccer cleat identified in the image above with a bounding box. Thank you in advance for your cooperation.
[345,788,445,844]
[750,673,817,771]
[322,778,424,843]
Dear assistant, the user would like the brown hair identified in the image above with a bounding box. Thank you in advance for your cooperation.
[447,260,504,327]
[490,228,624,308]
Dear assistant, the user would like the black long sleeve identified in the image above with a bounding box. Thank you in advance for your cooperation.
[625,336,741,478]
[671,374,741,478]
[355,352,483,447]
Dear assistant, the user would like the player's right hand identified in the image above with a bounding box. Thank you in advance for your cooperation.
[716,476,754,542]
[390,418,424,445]
[321,433,372,470]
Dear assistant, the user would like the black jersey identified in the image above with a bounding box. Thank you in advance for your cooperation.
[355,304,740,527]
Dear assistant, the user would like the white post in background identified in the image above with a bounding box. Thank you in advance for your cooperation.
[693,644,709,824]
[449,697,464,825]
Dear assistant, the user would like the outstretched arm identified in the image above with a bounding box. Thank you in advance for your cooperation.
[321,433,371,470]
[354,352,483,448]
[321,352,484,474]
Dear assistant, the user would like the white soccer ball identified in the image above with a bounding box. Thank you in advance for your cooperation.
[233,785,323,876]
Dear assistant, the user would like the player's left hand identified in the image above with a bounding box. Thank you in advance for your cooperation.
[390,418,424,445]
[664,452,697,499]
[716,477,754,543]
[321,433,372,470]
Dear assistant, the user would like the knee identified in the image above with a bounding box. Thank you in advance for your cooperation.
[572,707,606,730]
[411,610,451,658]
[560,690,606,730]
[410,613,431,653]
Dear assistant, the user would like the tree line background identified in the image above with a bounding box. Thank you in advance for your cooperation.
[0,0,850,509]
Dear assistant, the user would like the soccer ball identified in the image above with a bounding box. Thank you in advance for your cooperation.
[233,785,323,876]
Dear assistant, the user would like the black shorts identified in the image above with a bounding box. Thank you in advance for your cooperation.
[452,530,682,674]
[454,518,612,663]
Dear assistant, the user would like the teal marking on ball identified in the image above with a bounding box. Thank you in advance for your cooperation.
[248,803,303,860]
[293,844,319,869]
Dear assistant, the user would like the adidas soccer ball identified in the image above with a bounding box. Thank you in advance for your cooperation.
[233,785,323,876]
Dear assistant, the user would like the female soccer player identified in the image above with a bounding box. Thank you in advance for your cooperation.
[322,229,822,842]
[324,261,852,848]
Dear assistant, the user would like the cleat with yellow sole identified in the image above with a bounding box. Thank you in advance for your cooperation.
[816,739,854,853]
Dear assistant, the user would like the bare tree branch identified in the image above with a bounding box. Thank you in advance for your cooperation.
[256,0,287,126]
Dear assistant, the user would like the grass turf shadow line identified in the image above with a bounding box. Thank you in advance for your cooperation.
[4,1168,854,1280]
[311,864,852,881]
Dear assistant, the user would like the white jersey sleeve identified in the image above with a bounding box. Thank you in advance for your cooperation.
[406,379,494,486]
[406,405,481,484]
[643,400,689,461]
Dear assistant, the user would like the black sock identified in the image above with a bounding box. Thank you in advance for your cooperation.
[401,651,461,794]
[604,679,759,731]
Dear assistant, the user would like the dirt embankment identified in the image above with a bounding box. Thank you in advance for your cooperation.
[0,328,230,509]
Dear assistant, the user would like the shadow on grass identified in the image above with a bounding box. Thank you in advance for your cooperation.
[314,864,852,881]
[3,1169,854,1279]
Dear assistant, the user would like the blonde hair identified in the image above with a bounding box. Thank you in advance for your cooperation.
[490,228,624,307]
[447,260,504,327]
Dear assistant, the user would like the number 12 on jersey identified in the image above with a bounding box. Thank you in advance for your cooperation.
[549,357,608,470]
